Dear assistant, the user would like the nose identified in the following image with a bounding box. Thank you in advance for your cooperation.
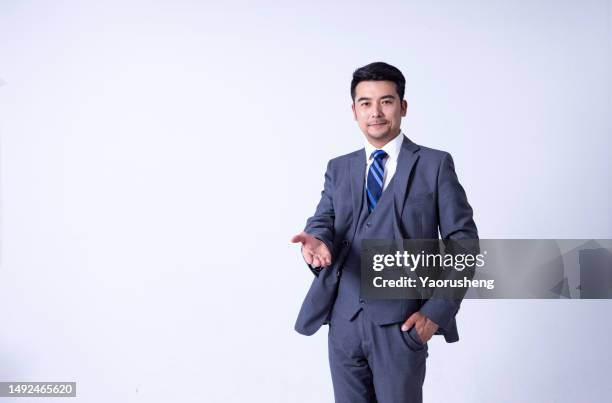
[371,103,383,118]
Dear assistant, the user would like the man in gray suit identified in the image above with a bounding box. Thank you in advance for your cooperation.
[291,62,478,403]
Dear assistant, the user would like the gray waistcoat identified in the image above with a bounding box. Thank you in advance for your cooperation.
[332,175,421,323]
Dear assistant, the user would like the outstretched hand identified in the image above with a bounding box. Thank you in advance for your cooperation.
[291,231,332,268]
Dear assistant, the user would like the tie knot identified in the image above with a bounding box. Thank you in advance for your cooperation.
[371,149,387,161]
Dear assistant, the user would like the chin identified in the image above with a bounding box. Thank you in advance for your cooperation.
[368,130,391,139]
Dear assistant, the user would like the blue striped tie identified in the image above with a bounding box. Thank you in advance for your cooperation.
[366,149,388,213]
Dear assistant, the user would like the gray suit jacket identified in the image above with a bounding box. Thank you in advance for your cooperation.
[295,135,478,342]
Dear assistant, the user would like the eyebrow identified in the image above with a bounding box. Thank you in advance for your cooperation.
[356,95,397,103]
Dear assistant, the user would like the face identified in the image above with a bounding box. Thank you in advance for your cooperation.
[352,80,407,148]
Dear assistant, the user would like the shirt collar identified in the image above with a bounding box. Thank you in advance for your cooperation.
[364,131,405,162]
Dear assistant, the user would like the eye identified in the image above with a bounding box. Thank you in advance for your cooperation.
[382,100,392,105]
[361,102,370,107]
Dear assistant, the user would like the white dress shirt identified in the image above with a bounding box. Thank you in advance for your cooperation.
[364,131,405,191]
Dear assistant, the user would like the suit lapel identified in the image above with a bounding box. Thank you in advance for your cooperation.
[349,149,366,222]
[393,135,421,218]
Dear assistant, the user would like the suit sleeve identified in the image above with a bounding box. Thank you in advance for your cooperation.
[302,160,336,276]
[420,152,479,330]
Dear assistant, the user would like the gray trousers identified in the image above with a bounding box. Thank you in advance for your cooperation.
[328,308,428,403]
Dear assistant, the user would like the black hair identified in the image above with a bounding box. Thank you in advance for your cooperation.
[350,62,406,102]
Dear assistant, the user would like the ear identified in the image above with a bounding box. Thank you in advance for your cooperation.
[351,103,357,120]
[401,99,408,117]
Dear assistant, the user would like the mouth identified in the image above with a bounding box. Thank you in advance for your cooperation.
[368,122,387,127]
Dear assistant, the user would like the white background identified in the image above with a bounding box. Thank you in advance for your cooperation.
[1,1,611,402]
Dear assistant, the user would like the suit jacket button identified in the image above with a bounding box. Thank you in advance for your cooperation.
[366,222,371,227]
[342,240,349,247]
